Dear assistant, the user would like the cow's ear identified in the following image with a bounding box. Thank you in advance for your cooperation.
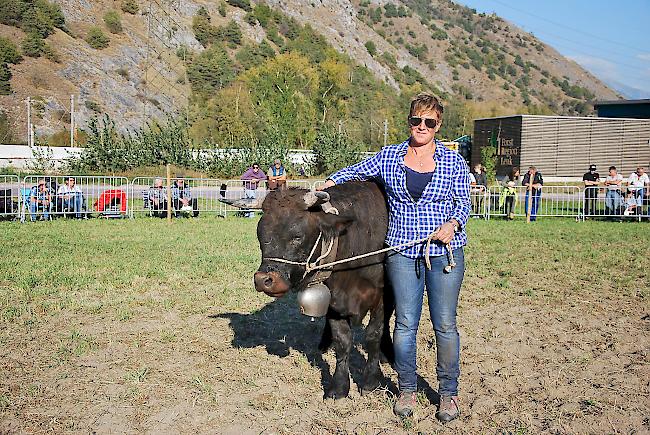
[302,191,330,209]
[317,212,353,235]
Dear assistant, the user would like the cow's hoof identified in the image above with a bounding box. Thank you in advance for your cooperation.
[324,387,349,400]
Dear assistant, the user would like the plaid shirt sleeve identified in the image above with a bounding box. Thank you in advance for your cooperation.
[328,148,385,184]
[450,156,471,229]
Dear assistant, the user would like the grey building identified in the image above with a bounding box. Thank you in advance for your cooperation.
[472,115,650,178]
[594,99,650,119]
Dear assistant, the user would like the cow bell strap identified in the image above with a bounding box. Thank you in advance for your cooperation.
[308,235,339,284]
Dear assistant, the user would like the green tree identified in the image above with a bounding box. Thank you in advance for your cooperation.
[86,27,110,49]
[192,8,213,47]
[0,62,12,95]
[218,1,227,17]
[0,37,22,64]
[235,40,275,70]
[245,52,319,148]
[104,10,122,33]
[226,0,252,12]
[187,44,235,97]
[21,32,46,57]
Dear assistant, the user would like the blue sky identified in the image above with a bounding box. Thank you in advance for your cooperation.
[456,0,650,99]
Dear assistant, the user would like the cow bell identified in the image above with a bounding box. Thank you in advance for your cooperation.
[297,283,331,318]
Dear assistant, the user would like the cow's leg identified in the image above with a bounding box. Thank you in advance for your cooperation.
[361,300,384,395]
[325,317,352,399]
[318,315,333,352]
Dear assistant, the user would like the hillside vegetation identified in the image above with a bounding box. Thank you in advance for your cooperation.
[0,0,619,155]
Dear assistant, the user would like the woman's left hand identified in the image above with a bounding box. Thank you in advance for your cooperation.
[436,221,457,244]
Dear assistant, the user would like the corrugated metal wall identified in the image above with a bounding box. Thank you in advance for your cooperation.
[519,116,650,176]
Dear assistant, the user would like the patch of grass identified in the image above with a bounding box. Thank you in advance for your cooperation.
[127,367,149,383]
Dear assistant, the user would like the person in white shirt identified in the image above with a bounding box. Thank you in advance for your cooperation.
[604,166,623,215]
[627,167,649,210]
[57,177,84,218]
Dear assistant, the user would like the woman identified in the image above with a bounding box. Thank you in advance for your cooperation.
[320,93,470,423]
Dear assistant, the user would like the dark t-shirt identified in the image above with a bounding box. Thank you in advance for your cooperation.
[405,166,433,202]
[583,172,600,197]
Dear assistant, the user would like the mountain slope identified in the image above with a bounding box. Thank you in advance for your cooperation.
[0,0,620,146]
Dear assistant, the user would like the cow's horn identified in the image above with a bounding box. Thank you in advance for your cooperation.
[303,191,330,207]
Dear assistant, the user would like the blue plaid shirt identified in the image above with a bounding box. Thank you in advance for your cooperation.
[329,138,471,258]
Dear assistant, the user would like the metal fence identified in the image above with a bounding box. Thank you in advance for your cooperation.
[486,185,583,220]
[130,177,225,218]
[21,175,129,222]
[581,186,649,221]
[6,176,649,223]
[0,175,20,220]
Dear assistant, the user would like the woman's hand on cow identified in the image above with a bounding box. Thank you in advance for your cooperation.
[317,179,336,191]
[436,221,457,244]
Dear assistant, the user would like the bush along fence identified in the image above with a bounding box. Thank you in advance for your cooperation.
[1,175,648,222]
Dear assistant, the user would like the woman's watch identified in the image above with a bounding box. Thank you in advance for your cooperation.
[450,219,460,233]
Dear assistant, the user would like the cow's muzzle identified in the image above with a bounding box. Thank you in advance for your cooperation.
[254,271,290,297]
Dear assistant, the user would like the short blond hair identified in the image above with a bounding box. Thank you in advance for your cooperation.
[409,92,444,118]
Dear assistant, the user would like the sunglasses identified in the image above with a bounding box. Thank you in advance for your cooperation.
[408,116,438,129]
[253,166,259,169]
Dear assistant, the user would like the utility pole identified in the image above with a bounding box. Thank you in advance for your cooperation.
[26,97,31,147]
[383,119,388,147]
[70,94,75,147]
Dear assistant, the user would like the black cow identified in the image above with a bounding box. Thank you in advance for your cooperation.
[254,181,394,399]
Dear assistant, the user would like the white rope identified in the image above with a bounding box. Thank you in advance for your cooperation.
[265,229,455,273]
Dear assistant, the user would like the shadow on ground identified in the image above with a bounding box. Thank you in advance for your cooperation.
[212,294,408,398]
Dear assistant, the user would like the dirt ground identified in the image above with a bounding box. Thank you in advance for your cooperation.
[0,219,648,434]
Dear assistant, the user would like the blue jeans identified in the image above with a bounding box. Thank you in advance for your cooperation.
[245,188,256,218]
[386,248,465,396]
[62,193,83,217]
[605,190,621,214]
[29,200,50,221]
[524,190,541,220]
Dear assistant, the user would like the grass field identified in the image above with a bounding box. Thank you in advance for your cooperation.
[0,217,648,434]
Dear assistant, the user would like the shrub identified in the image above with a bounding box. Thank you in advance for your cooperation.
[86,27,110,49]
[218,1,227,17]
[226,0,252,12]
[364,40,377,56]
[187,44,235,96]
[312,127,363,175]
[104,10,123,33]
[121,0,139,14]
[0,37,22,64]
[84,100,102,113]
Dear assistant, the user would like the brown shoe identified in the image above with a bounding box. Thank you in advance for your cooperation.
[393,391,417,418]
[436,395,460,423]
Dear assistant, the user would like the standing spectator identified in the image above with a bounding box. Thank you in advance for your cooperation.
[471,164,487,216]
[171,176,199,217]
[604,166,623,217]
[522,166,543,221]
[148,177,168,218]
[267,159,287,191]
[627,167,649,215]
[582,164,600,218]
[57,176,85,218]
[241,163,267,218]
[29,179,51,221]
[499,180,518,220]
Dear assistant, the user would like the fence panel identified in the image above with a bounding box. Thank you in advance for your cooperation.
[487,185,582,219]
[21,175,129,222]
[130,177,225,218]
[0,175,20,220]
[470,185,488,219]
[582,186,648,221]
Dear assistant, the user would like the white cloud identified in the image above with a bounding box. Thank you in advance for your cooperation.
[567,54,650,98]
[567,54,619,81]
[636,53,650,61]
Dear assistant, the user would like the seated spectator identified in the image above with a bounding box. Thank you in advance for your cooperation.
[627,167,649,214]
[171,176,199,217]
[29,179,51,221]
[470,164,487,216]
[57,176,85,218]
[604,166,623,216]
[623,189,638,216]
[148,177,168,218]
[241,163,267,218]
[267,159,287,190]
